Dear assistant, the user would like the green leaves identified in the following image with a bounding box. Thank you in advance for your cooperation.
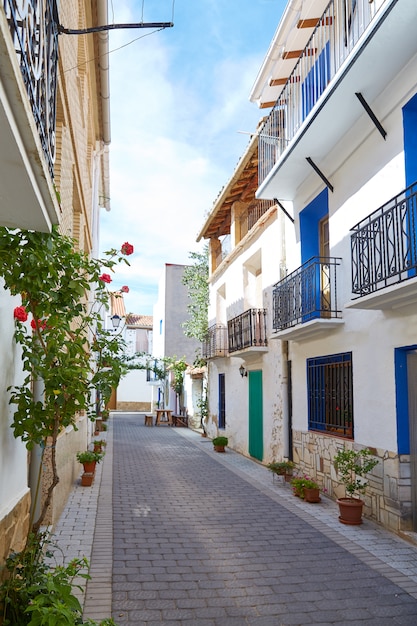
[181,246,209,342]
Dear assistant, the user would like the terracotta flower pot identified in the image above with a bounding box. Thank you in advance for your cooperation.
[214,445,225,453]
[82,461,96,474]
[304,487,321,503]
[337,497,364,525]
[81,472,94,486]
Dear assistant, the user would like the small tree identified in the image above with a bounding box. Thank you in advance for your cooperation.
[181,246,209,342]
[164,356,188,413]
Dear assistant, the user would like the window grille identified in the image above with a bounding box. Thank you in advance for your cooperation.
[307,352,353,438]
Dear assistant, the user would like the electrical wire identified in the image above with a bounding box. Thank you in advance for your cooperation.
[61,0,176,74]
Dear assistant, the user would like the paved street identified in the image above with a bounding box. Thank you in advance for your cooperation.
[54,413,417,625]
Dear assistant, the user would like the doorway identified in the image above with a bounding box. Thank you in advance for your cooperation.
[248,370,263,461]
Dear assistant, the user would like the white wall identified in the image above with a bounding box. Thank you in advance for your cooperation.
[117,369,151,404]
[206,207,296,463]
[288,56,417,454]
[153,263,200,363]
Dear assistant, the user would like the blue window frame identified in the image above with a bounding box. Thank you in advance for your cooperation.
[307,352,353,438]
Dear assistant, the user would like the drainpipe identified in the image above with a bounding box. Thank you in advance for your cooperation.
[277,204,292,460]
[97,0,110,214]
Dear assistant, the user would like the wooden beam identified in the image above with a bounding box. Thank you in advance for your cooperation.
[297,18,319,28]
[282,48,317,60]
[297,16,333,28]
[259,101,276,109]
[269,76,300,87]
[269,77,287,87]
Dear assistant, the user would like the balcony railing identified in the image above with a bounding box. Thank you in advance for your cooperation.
[228,309,267,353]
[272,257,342,331]
[202,324,228,359]
[3,0,59,178]
[351,182,417,297]
[214,234,231,269]
[258,0,381,186]
[239,199,275,239]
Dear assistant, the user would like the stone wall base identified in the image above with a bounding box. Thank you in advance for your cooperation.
[116,401,151,412]
[292,429,412,534]
[0,490,31,579]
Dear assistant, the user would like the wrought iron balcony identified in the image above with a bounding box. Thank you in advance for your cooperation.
[3,0,59,178]
[238,199,275,239]
[272,257,342,331]
[258,0,380,186]
[351,182,417,297]
[228,309,267,353]
[202,324,228,359]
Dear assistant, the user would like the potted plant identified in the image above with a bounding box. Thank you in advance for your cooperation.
[333,446,379,525]
[93,439,107,453]
[267,460,294,482]
[76,450,103,474]
[212,436,228,452]
[291,475,321,502]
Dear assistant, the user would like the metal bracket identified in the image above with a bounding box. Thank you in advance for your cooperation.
[274,199,295,224]
[355,92,387,140]
[305,157,334,193]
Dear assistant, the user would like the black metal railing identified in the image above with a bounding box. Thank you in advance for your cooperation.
[3,0,59,178]
[351,182,417,296]
[258,0,379,186]
[239,199,275,239]
[202,324,228,359]
[228,309,267,353]
[272,257,342,331]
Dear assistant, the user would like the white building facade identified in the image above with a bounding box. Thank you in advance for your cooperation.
[200,0,417,533]
[198,134,297,460]
[251,0,417,532]
[0,0,111,563]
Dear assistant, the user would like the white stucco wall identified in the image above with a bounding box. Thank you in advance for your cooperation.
[206,207,296,463]
[288,55,417,455]
[153,263,201,363]
[117,368,151,404]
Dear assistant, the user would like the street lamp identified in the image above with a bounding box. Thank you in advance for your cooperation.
[111,315,121,330]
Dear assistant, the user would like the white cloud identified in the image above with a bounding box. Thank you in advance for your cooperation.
[101,0,285,314]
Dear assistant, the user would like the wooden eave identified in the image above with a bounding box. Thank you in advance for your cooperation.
[197,133,259,242]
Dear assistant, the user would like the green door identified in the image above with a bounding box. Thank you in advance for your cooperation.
[249,370,263,461]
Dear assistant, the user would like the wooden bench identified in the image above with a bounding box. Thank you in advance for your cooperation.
[144,414,153,426]
[172,407,188,428]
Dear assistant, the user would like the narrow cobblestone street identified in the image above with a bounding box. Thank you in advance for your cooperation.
[109,415,417,624]
[54,414,417,625]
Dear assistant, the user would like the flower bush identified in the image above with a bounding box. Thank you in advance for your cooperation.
[291,475,320,498]
[267,460,294,475]
[0,226,132,533]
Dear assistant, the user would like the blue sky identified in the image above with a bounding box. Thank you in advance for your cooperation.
[100,0,286,315]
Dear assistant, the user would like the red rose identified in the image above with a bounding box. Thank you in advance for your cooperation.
[14,306,28,322]
[121,285,129,293]
[99,273,112,284]
[121,242,134,256]
[31,319,47,331]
